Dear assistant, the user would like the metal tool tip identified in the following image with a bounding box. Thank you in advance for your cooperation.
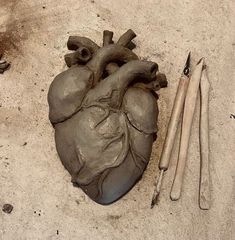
[186,51,191,63]
[187,51,191,59]
[183,52,191,76]
[150,192,160,208]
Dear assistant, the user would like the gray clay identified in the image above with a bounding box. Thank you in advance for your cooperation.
[48,29,167,205]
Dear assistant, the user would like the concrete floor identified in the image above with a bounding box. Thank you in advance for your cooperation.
[0,0,235,239]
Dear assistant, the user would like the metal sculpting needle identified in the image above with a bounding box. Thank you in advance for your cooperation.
[151,53,191,208]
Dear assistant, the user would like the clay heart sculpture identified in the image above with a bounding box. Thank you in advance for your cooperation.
[48,30,167,205]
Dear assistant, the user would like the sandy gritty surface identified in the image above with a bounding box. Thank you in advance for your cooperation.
[0,0,234,239]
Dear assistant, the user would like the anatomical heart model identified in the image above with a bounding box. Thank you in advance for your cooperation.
[48,29,167,205]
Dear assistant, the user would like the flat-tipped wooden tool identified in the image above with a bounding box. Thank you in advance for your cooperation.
[151,53,191,208]
[199,64,211,210]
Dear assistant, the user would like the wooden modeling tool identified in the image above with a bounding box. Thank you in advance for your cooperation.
[199,64,211,210]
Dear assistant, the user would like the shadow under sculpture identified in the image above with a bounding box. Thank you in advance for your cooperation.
[48,29,167,205]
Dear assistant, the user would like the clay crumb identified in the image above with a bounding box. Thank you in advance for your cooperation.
[0,55,10,74]
[34,210,42,216]
[2,204,14,214]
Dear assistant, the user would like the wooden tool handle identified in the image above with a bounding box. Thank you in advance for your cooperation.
[199,66,211,210]
[171,58,204,201]
[159,75,190,170]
